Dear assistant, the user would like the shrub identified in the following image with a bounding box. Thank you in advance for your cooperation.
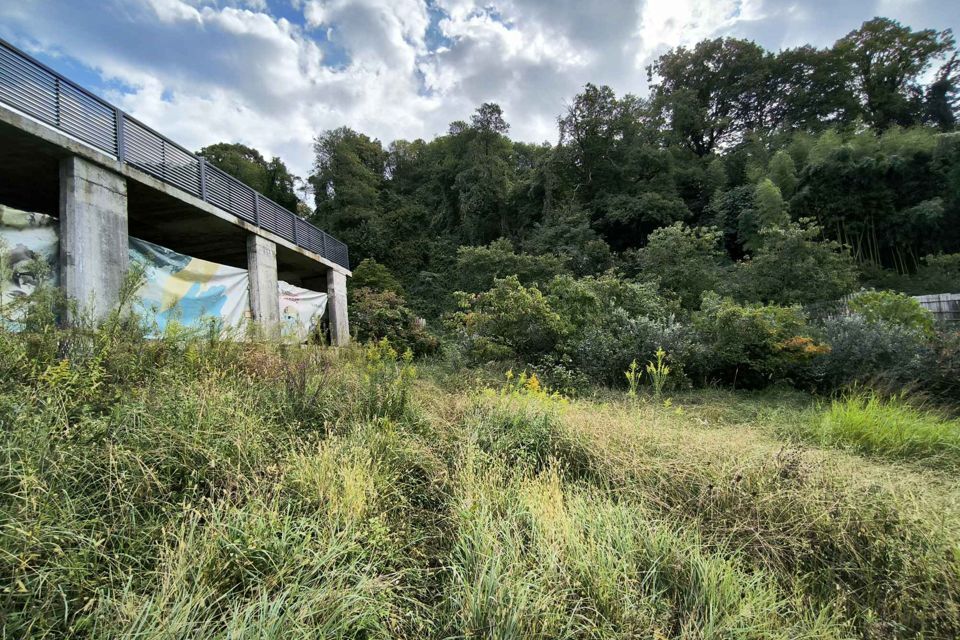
[350,287,438,355]
[450,276,565,363]
[808,314,930,391]
[455,239,568,294]
[349,258,405,297]
[539,273,691,388]
[545,272,674,336]
[735,219,858,305]
[568,311,698,387]
[928,329,960,401]
[636,223,730,310]
[692,292,825,387]
[847,289,936,337]
[919,252,960,291]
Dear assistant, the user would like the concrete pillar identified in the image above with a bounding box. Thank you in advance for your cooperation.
[246,234,280,337]
[327,269,349,346]
[59,155,128,323]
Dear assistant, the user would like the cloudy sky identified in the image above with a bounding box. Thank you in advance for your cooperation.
[1,0,957,177]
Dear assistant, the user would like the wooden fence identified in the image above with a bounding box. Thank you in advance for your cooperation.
[913,293,960,323]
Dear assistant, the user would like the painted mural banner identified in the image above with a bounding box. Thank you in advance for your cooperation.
[279,280,328,342]
[129,237,251,335]
[0,205,58,317]
[1,205,328,340]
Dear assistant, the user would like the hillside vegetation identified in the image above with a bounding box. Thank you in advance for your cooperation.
[1,315,959,638]
[202,17,960,405]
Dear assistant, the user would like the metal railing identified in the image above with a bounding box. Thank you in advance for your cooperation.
[0,38,349,269]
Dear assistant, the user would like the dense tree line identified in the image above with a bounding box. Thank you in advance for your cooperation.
[204,17,959,320]
[185,16,960,397]
[303,18,957,317]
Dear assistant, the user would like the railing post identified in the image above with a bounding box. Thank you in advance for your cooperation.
[321,231,328,258]
[54,78,61,127]
[198,157,207,201]
[253,192,260,226]
[292,214,299,245]
[114,109,125,161]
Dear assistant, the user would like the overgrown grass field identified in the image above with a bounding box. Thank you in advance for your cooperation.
[1,323,959,638]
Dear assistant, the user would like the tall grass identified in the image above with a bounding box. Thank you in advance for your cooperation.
[809,391,960,468]
[0,304,958,637]
[440,457,845,638]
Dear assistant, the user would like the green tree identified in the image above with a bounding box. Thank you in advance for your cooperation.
[638,223,730,310]
[310,127,387,264]
[767,150,798,198]
[924,53,959,129]
[455,239,568,295]
[648,38,775,156]
[199,142,300,211]
[793,126,949,269]
[836,17,957,129]
[450,276,565,362]
[739,178,789,252]
[737,220,858,305]
[557,84,690,247]
[525,201,613,276]
[349,258,404,298]
[774,45,859,131]
[455,104,514,244]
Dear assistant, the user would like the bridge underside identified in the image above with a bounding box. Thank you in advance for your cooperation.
[0,117,328,290]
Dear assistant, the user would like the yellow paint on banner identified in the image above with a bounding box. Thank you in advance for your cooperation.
[159,257,222,311]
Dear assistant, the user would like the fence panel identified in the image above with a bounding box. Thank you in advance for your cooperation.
[0,39,350,269]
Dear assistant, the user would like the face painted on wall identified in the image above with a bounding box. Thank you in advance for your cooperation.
[0,206,58,311]
[4,244,39,297]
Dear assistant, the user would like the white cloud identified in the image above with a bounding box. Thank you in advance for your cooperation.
[636,0,763,64]
[0,0,957,177]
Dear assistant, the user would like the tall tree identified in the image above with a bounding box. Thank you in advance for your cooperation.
[558,84,688,248]
[925,52,960,129]
[774,45,859,130]
[836,18,957,130]
[454,104,514,244]
[310,127,387,263]
[648,38,774,156]
[198,142,300,211]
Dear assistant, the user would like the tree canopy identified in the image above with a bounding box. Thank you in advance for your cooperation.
[207,16,960,319]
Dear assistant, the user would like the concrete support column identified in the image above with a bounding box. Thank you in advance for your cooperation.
[327,269,349,346]
[59,155,128,323]
[246,234,280,337]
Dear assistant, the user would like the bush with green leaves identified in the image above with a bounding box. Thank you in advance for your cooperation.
[919,253,960,291]
[735,219,858,306]
[847,289,936,337]
[454,238,568,294]
[544,273,690,388]
[808,314,932,391]
[928,329,960,401]
[636,222,730,310]
[349,257,405,297]
[692,292,827,387]
[545,273,675,336]
[449,276,566,363]
[349,287,438,355]
[566,311,699,388]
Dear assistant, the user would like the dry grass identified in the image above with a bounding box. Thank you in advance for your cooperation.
[1,324,958,638]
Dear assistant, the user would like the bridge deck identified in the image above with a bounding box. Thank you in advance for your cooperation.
[0,39,347,290]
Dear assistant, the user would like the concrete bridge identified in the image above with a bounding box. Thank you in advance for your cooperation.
[0,39,350,343]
